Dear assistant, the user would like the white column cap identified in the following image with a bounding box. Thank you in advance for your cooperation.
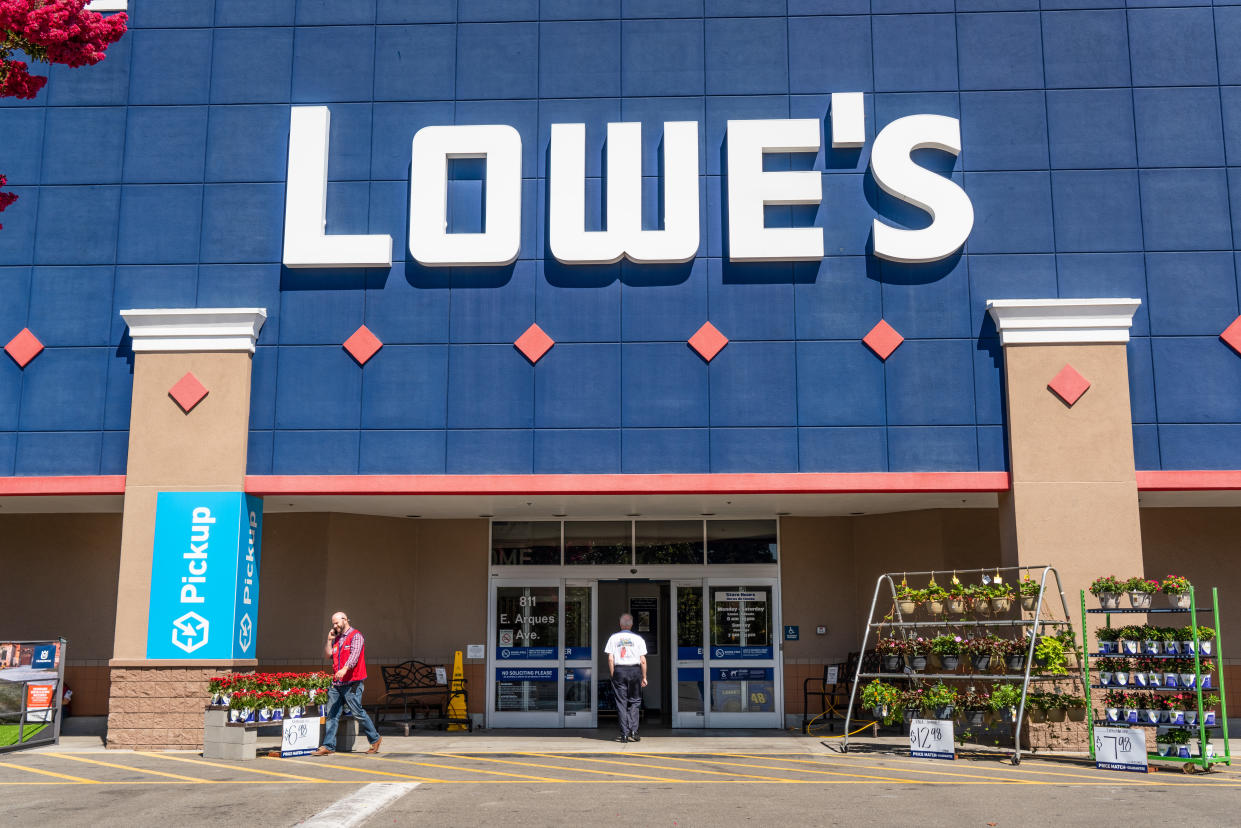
[121,308,268,353]
[985,298,1142,346]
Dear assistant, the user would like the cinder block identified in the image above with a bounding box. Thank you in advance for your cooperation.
[205,740,258,761]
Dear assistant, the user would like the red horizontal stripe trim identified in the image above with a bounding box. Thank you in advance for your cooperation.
[1135,470,1241,491]
[0,475,126,495]
[244,472,1012,496]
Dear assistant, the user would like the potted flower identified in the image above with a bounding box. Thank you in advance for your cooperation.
[1194,625,1216,657]
[1144,657,1163,689]
[930,634,963,671]
[1018,576,1042,612]
[1132,657,1152,688]
[1095,626,1120,655]
[1126,576,1158,609]
[1116,625,1142,656]
[924,683,958,720]
[283,688,310,718]
[207,676,233,707]
[924,578,947,615]
[902,687,927,721]
[1177,658,1197,690]
[1160,575,1192,609]
[228,690,257,723]
[1203,694,1221,727]
[1097,657,1126,687]
[1165,727,1192,759]
[1200,658,1216,690]
[1102,689,1126,722]
[907,637,929,672]
[1045,692,1069,723]
[964,636,996,672]
[1033,634,1070,675]
[1024,691,1051,723]
[1141,626,1162,656]
[256,690,283,722]
[1157,625,1180,655]
[876,638,905,672]
[1090,575,1126,610]
[959,690,988,727]
[861,680,903,724]
[1064,694,1087,722]
[946,579,967,615]
[988,682,1022,723]
[1001,637,1030,673]
[895,582,921,616]
[963,583,991,616]
[989,582,1015,614]
[1154,730,1177,757]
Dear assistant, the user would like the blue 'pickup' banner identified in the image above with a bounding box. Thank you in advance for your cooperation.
[146,492,263,659]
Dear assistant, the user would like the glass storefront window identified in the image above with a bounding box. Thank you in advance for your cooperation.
[564,521,631,565]
[706,520,777,564]
[495,668,559,712]
[709,585,773,659]
[564,666,592,713]
[709,668,775,713]
[635,520,704,565]
[491,521,560,565]
[494,585,559,659]
[564,586,592,661]
[677,667,704,713]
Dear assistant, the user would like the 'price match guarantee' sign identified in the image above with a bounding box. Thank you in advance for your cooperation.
[909,718,954,760]
[1094,726,1148,773]
[281,717,320,757]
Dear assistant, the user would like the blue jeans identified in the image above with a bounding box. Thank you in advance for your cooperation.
[324,680,380,749]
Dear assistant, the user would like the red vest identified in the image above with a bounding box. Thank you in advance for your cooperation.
[332,629,367,683]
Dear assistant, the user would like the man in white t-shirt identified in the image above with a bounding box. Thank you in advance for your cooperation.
[604,613,648,743]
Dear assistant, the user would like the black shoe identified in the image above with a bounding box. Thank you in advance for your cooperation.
[614,735,628,743]
[628,734,640,743]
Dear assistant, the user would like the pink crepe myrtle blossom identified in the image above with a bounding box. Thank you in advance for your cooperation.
[1,1,127,228]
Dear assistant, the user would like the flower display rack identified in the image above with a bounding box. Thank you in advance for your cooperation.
[1081,584,1231,773]
[842,565,1082,765]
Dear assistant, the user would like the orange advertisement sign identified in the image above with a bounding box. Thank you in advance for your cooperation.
[26,684,54,710]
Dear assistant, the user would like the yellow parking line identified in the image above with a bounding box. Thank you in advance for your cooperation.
[137,752,318,782]
[42,753,203,783]
[438,753,679,782]
[724,752,1046,784]
[625,752,948,785]
[523,751,803,783]
[376,755,560,782]
[844,753,1163,785]
[277,757,439,783]
[695,752,1031,785]
[0,760,99,784]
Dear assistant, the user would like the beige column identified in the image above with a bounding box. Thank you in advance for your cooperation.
[107,308,266,750]
[988,299,1144,607]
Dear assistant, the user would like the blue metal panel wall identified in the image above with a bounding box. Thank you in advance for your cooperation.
[1,0,1240,476]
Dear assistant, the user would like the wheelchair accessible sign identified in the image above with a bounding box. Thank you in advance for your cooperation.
[146,492,263,659]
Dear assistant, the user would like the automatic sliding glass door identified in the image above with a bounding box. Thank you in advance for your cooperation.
[488,579,597,728]
[704,579,780,727]
[670,581,706,728]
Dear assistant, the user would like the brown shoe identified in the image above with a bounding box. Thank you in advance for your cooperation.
[366,736,383,754]
[311,746,334,756]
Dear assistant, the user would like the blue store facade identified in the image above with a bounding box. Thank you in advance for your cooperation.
[1,1,1239,745]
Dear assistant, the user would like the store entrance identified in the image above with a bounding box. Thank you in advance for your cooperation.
[596,580,671,727]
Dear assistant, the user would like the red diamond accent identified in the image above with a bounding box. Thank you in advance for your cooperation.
[688,322,728,362]
[1048,364,1091,406]
[343,325,383,365]
[168,372,209,413]
[4,328,43,368]
[862,319,904,360]
[1222,315,1241,355]
[515,323,554,363]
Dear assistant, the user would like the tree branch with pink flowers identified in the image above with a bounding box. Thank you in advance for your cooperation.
[0,0,127,228]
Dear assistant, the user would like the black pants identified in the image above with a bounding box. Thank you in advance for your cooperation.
[611,664,642,737]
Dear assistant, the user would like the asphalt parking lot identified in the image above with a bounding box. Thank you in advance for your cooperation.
[1,746,1239,826]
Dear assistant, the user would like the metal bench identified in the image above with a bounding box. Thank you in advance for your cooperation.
[802,651,878,733]
[371,660,471,735]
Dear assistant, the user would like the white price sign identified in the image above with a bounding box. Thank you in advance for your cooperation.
[1094,726,1147,773]
[281,716,320,758]
[909,718,954,760]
